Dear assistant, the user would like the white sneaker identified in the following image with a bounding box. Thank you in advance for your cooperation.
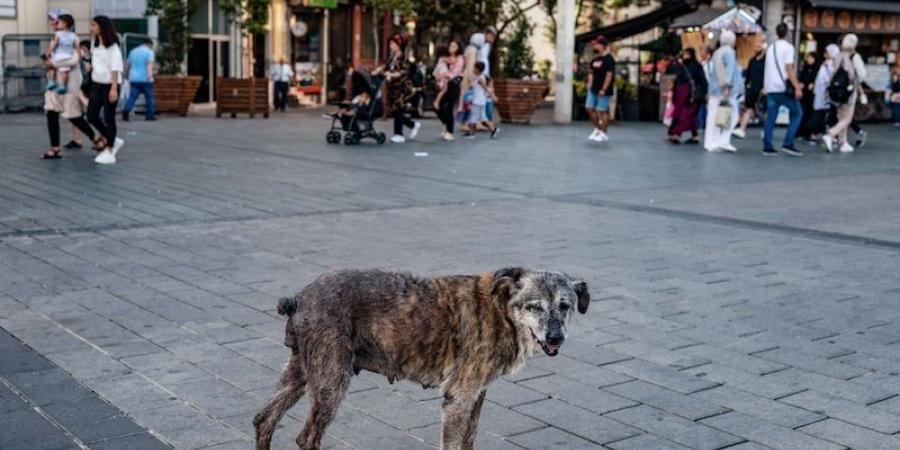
[589,129,600,141]
[94,149,115,164]
[441,132,455,141]
[719,143,738,153]
[596,131,609,142]
[706,147,722,153]
[733,129,746,139]
[390,135,406,143]
[408,121,421,140]
[822,135,834,153]
[111,138,124,156]
[839,142,854,153]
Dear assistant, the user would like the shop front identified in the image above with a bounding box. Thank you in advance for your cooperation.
[800,1,900,120]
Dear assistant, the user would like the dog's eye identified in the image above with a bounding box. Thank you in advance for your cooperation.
[525,304,544,312]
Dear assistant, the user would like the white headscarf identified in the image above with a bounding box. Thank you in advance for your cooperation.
[825,44,840,59]
[841,33,858,50]
[719,30,736,48]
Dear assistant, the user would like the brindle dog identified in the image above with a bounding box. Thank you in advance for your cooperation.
[253,267,590,450]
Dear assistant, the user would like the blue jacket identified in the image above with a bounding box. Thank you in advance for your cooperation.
[708,46,744,100]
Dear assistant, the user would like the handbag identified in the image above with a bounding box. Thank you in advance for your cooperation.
[682,64,704,104]
[715,99,733,128]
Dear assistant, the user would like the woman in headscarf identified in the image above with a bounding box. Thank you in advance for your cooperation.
[808,44,840,143]
[734,40,765,139]
[796,52,820,144]
[821,33,866,153]
[666,48,707,144]
[375,33,421,143]
[703,30,743,153]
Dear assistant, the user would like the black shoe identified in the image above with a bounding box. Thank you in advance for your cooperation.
[780,145,803,157]
[762,148,778,156]
[490,128,501,139]
[63,140,82,150]
[122,111,130,121]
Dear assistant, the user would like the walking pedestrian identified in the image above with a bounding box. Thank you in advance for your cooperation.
[586,35,615,142]
[666,48,706,144]
[39,35,100,160]
[87,15,124,165]
[734,41,765,139]
[890,62,900,127]
[375,33,421,143]
[272,57,293,112]
[469,27,498,122]
[762,23,803,156]
[797,52,819,144]
[122,38,156,121]
[821,33,866,153]
[703,30,743,153]
[461,61,499,139]
[433,41,464,141]
[696,46,714,134]
[808,44,840,143]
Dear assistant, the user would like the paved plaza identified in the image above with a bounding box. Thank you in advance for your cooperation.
[1,109,900,450]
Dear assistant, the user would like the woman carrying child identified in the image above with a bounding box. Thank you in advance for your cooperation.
[432,41,464,141]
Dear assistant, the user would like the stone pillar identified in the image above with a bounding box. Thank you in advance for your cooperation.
[553,0,576,123]
[764,0,784,43]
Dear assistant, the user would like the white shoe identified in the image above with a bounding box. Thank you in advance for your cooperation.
[719,143,737,153]
[733,129,746,139]
[441,132,455,141]
[705,147,722,153]
[822,135,834,153]
[596,131,609,142]
[408,121,421,140]
[589,129,600,141]
[390,135,406,143]
[111,138,124,156]
[94,149,115,164]
[839,142,854,153]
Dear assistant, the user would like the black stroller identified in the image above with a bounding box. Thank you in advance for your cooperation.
[325,69,387,145]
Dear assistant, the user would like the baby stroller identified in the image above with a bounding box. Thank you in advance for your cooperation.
[325,69,387,145]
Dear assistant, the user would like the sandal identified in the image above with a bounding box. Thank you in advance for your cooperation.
[63,140,83,150]
[39,149,62,159]
[91,137,107,151]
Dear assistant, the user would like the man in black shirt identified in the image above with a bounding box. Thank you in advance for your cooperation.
[586,35,615,142]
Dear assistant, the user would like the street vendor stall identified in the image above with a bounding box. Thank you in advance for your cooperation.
[672,5,765,67]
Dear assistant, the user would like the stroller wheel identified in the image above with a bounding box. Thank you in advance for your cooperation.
[326,131,341,144]
[375,132,386,145]
[344,132,360,146]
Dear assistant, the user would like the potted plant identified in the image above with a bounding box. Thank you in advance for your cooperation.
[216,0,271,118]
[146,0,202,116]
[494,16,548,124]
[614,76,639,121]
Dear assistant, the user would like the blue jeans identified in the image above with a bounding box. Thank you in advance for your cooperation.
[892,102,900,124]
[123,81,155,119]
[763,93,802,150]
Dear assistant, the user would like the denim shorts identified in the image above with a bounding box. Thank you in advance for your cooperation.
[586,91,611,112]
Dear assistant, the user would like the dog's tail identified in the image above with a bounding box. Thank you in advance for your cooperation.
[277,296,297,316]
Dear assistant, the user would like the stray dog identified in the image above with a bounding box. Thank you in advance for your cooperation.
[253,267,590,450]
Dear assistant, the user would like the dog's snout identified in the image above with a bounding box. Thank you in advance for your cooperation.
[545,333,564,346]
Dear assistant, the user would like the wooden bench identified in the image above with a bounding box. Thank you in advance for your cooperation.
[216,78,269,118]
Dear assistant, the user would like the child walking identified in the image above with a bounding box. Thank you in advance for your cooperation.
[463,61,499,139]
[45,14,78,94]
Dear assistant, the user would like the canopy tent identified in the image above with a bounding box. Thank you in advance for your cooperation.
[575,0,700,52]
[703,6,764,33]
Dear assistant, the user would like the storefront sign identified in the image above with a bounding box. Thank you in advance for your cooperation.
[803,8,900,34]
[305,0,337,8]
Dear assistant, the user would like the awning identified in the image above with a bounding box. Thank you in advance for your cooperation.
[669,6,730,29]
[703,6,764,33]
[575,0,699,47]
[807,0,900,14]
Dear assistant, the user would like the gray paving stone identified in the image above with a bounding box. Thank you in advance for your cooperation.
[762,368,895,405]
[779,390,900,434]
[681,363,803,400]
[605,434,691,450]
[345,388,441,430]
[798,418,900,450]
[606,405,743,450]
[518,374,638,415]
[0,407,78,450]
[676,344,786,375]
[605,380,729,421]
[513,398,641,444]
[485,378,549,407]
[88,432,173,450]
[505,426,602,450]
[605,359,719,394]
[699,412,845,450]
[691,385,824,428]
[752,348,869,380]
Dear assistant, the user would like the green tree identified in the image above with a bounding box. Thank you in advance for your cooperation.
[219,0,271,35]
[146,0,195,75]
[501,15,534,79]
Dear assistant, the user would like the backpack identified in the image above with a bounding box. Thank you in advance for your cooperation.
[828,54,856,104]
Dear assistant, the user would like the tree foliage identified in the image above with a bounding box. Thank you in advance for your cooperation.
[220,0,271,35]
[146,0,195,75]
[501,15,534,79]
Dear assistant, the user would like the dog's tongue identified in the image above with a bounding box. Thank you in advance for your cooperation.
[546,344,559,354]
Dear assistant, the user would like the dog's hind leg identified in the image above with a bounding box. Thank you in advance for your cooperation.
[297,337,353,450]
[440,385,486,450]
[254,354,306,450]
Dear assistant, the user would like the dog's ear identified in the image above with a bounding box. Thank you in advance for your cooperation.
[492,267,526,301]
[573,281,590,314]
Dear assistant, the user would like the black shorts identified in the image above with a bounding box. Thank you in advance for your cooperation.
[744,88,760,108]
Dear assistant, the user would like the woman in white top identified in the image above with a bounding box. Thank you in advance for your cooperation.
[822,33,866,153]
[87,15,125,165]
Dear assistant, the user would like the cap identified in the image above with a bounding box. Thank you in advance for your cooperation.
[47,8,67,20]
[484,26,497,36]
[593,35,609,46]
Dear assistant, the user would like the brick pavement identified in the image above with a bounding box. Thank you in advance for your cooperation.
[1,111,899,449]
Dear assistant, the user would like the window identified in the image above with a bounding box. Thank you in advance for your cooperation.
[0,0,16,19]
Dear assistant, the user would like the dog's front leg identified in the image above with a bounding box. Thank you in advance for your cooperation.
[440,388,484,450]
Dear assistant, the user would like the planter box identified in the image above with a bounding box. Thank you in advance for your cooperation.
[155,75,202,116]
[493,79,548,124]
[216,78,269,118]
